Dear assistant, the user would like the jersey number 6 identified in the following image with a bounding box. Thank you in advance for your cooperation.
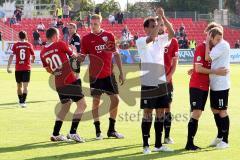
[20,49,26,60]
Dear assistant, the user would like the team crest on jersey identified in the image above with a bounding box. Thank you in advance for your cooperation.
[144,100,148,104]
[102,36,108,42]
[164,48,168,54]
[197,56,201,62]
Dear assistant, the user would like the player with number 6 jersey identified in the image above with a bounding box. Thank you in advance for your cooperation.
[7,31,35,108]
[40,27,87,143]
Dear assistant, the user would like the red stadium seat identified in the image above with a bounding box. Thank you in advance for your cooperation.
[0,17,238,48]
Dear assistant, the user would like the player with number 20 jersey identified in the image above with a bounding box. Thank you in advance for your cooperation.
[40,27,87,143]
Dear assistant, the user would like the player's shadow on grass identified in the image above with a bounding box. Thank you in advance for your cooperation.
[0,106,18,110]
[86,147,216,160]
[24,145,216,160]
[0,100,57,107]
[0,141,74,154]
[24,144,142,160]
[85,137,130,142]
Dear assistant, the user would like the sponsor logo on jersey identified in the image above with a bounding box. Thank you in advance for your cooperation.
[102,36,108,42]
[95,44,106,53]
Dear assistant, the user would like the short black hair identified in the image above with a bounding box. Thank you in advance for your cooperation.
[19,31,27,40]
[143,17,156,28]
[46,27,58,39]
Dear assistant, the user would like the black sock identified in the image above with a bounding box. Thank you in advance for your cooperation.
[53,120,63,136]
[214,113,223,138]
[94,121,101,134]
[22,93,27,103]
[141,118,152,147]
[187,118,198,145]
[108,118,116,132]
[18,94,23,103]
[164,112,172,138]
[154,117,164,148]
[221,116,230,143]
[70,119,80,134]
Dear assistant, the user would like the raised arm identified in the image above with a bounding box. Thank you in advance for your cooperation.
[205,33,212,61]
[145,8,166,44]
[156,7,174,40]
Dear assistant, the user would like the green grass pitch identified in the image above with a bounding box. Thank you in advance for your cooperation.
[0,64,239,160]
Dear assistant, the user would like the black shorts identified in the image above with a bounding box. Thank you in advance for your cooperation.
[15,70,31,83]
[189,88,208,111]
[57,79,84,104]
[69,58,81,73]
[210,89,229,110]
[140,83,170,109]
[90,74,119,96]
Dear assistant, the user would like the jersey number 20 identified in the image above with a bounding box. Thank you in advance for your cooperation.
[45,54,62,71]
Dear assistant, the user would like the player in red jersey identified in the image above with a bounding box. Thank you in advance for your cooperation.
[185,26,228,150]
[158,22,179,144]
[80,14,125,140]
[7,31,35,108]
[40,27,87,142]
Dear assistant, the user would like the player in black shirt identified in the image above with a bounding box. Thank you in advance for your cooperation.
[68,23,81,78]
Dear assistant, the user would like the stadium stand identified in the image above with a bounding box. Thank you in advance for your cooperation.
[2,17,240,49]
[0,20,18,40]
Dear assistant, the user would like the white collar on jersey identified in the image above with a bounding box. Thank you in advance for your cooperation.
[45,42,54,48]
[18,40,27,42]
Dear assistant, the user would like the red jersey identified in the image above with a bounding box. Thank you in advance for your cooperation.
[189,43,211,91]
[81,30,117,78]
[40,41,77,88]
[12,41,35,71]
[164,38,179,82]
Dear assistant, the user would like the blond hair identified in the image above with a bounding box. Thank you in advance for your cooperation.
[209,27,223,38]
[204,22,223,33]
[68,23,77,30]
[91,14,102,22]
